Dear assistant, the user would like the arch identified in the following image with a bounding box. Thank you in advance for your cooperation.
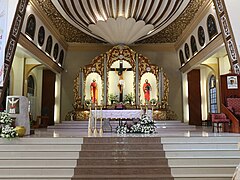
[38,26,45,47]
[198,26,205,47]
[25,14,36,40]
[184,43,190,60]
[190,35,198,55]
[27,75,35,96]
[45,35,53,55]
[207,14,218,40]
[53,43,59,60]
[58,50,64,66]
[179,50,185,66]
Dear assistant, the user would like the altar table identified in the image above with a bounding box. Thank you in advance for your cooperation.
[90,109,152,130]
[91,109,152,119]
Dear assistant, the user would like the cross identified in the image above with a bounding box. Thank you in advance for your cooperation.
[110,60,132,102]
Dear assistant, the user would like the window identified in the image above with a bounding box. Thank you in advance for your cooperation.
[53,43,59,60]
[58,50,64,66]
[25,14,36,40]
[45,35,53,55]
[198,26,205,47]
[38,26,45,46]
[209,75,217,113]
[184,43,190,60]
[190,35,198,55]
[207,14,218,40]
[27,75,35,96]
[179,50,185,66]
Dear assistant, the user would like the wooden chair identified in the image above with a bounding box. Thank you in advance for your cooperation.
[211,113,230,133]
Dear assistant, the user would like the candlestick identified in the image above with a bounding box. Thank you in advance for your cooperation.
[93,106,98,135]
[151,105,154,120]
[88,107,92,136]
[146,105,148,115]
[99,106,103,134]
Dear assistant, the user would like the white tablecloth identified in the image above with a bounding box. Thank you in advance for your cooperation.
[91,110,152,119]
[89,110,152,129]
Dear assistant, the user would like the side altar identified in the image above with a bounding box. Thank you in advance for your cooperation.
[67,45,177,121]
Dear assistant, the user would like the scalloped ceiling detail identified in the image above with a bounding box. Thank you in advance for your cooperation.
[34,0,207,44]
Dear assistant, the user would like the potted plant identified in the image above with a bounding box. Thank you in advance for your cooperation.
[124,93,134,104]
[108,94,118,104]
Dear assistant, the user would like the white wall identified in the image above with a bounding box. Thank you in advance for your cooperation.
[11,56,24,95]
[219,56,231,75]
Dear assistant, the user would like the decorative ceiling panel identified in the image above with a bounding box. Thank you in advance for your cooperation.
[34,0,206,44]
[51,0,190,44]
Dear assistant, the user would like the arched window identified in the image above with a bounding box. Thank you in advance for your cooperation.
[190,35,198,55]
[38,26,45,47]
[184,43,190,60]
[58,50,64,66]
[207,14,218,40]
[27,75,35,96]
[209,75,217,113]
[198,26,205,47]
[179,50,185,66]
[53,43,59,60]
[25,14,36,40]
[45,35,53,55]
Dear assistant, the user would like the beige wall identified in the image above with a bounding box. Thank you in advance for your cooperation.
[61,45,182,120]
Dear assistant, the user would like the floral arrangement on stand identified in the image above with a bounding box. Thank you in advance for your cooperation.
[116,114,156,134]
[0,112,18,138]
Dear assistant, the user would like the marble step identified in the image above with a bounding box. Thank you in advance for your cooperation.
[0,138,84,144]
[79,150,166,157]
[166,150,240,157]
[0,151,79,159]
[163,143,238,150]
[0,168,74,177]
[77,157,169,166]
[74,166,171,175]
[171,167,235,175]
[168,158,240,166]
[161,137,240,143]
[0,159,76,167]
[0,178,71,180]
[81,144,163,150]
[0,145,81,151]
[71,174,174,180]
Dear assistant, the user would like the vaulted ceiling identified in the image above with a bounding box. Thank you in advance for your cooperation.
[34,0,207,44]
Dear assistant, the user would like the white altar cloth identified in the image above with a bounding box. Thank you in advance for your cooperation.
[91,110,152,119]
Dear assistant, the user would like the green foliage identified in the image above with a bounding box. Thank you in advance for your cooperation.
[124,93,134,104]
[108,94,118,102]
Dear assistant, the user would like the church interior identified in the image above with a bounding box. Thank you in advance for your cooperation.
[1,0,240,179]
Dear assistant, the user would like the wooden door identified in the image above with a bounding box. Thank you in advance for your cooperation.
[42,70,55,126]
[187,69,202,126]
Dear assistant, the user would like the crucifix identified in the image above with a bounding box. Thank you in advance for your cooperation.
[110,60,132,102]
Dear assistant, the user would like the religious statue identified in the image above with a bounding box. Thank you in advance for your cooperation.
[90,79,98,104]
[8,97,19,114]
[143,79,151,103]
[118,72,125,93]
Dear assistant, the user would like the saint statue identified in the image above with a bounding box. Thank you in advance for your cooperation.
[143,79,151,103]
[90,79,98,104]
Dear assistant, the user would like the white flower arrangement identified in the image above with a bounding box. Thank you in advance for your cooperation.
[116,114,156,134]
[0,112,18,138]
[0,112,13,125]
[1,125,18,138]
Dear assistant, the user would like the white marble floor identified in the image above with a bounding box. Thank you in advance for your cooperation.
[29,126,240,138]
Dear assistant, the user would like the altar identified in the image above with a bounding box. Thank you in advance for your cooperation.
[69,45,178,121]
[91,109,152,120]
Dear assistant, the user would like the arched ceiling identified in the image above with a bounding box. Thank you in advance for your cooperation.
[34,0,207,44]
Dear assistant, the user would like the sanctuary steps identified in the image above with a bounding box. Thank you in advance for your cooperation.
[48,120,197,131]
[0,134,239,179]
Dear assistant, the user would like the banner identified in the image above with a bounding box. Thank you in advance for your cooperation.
[0,0,8,87]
